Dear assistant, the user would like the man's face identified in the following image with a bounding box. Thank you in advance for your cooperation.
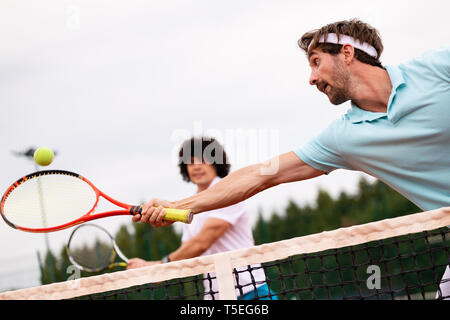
[308,49,351,105]
[187,157,217,188]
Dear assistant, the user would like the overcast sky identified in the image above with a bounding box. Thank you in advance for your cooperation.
[1,0,449,291]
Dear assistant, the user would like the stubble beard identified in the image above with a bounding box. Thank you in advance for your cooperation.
[328,58,352,105]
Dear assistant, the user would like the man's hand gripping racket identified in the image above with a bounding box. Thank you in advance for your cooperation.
[134,198,183,228]
[0,170,193,233]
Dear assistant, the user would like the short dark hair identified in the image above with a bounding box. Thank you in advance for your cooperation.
[298,19,384,69]
[178,137,231,183]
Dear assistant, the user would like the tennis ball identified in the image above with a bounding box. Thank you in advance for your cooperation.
[33,147,54,166]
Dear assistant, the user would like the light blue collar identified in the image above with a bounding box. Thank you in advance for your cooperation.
[344,65,406,124]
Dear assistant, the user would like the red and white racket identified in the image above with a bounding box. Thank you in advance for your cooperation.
[0,170,193,233]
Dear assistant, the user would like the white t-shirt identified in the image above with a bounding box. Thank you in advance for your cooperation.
[181,177,267,300]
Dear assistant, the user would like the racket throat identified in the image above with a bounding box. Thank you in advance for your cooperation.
[129,205,142,215]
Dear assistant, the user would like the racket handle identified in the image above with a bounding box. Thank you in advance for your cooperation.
[130,206,194,224]
[164,208,194,224]
[110,262,128,269]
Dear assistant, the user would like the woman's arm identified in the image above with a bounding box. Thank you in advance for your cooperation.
[168,218,231,261]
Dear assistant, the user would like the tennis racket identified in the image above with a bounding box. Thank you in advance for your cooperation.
[0,170,193,233]
[67,223,128,272]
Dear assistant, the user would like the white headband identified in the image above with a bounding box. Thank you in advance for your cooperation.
[309,33,378,58]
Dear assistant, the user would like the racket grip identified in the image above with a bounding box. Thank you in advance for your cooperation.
[164,208,194,224]
[130,206,194,224]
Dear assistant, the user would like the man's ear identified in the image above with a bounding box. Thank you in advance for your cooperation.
[341,44,355,65]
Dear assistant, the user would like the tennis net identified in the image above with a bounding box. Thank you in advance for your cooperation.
[1,207,449,300]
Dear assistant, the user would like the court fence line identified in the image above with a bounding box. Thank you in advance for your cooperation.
[0,206,449,300]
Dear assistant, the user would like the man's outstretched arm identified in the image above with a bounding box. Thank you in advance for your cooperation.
[137,152,325,227]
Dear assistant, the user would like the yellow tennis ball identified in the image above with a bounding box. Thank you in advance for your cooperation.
[33,147,54,166]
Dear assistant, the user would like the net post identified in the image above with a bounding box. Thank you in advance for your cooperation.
[214,253,237,300]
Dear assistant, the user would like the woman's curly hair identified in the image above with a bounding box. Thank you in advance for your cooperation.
[178,137,231,182]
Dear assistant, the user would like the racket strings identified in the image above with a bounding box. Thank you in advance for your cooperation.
[2,174,97,229]
[68,225,116,271]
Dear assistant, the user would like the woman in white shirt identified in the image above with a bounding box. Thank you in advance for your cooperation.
[129,137,277,300]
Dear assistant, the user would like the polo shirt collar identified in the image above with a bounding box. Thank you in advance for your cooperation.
[345,104,386,123]
[385,65,407,123]
[344,65,406,124]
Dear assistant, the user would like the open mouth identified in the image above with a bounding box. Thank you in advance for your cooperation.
[317,82,329,94]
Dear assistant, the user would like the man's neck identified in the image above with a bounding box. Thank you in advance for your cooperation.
[349,65,392,113]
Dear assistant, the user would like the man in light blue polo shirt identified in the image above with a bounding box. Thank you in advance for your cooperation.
[137,19,449,299]
[294,19,450,299]
[295,48,450,212]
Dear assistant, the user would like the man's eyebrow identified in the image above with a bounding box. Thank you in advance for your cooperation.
[307,51,318,61]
